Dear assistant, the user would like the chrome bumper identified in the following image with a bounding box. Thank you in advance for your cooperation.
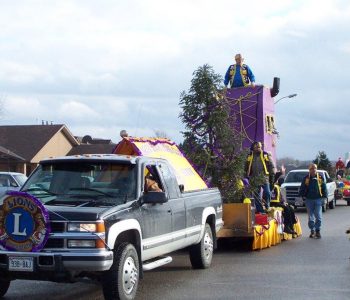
[0,249,114,272]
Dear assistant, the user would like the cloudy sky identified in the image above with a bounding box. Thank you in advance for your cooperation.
[0,0,349,160]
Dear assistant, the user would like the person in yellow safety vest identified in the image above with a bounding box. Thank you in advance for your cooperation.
[271,176,297,235]
[244,141,275,213]
[298,163,327,239]
[224,53,255,88]
[271,184,281,203]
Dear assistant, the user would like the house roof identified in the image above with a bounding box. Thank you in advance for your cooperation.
[67,143,116,155]
[0,145,26,161]
[75,135,113,145]
[0,125,79,161]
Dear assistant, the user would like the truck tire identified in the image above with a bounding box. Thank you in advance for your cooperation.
[102,243,139,300]
[0,279,10,297]
[189,223,214,269]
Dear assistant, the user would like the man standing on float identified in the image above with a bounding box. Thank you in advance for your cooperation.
[224,53,255,88]
[245,141,275,213]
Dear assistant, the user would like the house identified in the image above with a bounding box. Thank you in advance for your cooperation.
[68,135,116,155]
[0,124,79,175]
[0,124,120,176]
[0,145,26,166]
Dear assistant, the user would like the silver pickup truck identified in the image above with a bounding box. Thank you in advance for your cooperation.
[0,172,27,198]
[280,169,336,212]
[0,154,223,300]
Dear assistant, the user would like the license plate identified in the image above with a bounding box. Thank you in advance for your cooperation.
[8,257,34,272]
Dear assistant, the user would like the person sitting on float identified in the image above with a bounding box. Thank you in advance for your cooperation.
[270,176,297,235]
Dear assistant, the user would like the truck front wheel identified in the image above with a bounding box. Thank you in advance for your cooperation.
[0,279,10,297]
[189,223,214,269]
[102,243,139,300]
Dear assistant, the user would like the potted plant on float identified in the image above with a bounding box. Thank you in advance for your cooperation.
[179,64,260,229]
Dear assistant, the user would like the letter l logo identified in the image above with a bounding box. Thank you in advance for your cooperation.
[12,213,27,236]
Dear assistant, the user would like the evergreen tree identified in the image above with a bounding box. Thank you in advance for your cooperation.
[313,151,333,175]
[179,64,248,202]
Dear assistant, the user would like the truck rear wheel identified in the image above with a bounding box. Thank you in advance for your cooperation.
[102,243,139,300]
[189,223,214,269]
[0,279,10,297]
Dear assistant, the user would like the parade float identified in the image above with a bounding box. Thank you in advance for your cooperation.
[113,137,208,192]
[111,71,302,250]
[113,133,301,251]
[337,177,350,206]
[216,83,302,250]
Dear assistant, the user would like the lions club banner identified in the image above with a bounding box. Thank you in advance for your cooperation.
[114,137,208,191]
[0,191,50,252]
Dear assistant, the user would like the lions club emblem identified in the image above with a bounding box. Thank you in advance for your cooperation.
[0,191,50,252]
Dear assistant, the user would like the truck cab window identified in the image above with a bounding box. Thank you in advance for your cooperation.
[144,165,163,192]
[159,163,180,199]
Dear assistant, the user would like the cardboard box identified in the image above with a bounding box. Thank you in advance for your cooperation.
[222,203,254,236]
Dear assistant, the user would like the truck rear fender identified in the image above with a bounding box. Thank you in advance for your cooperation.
[198,207,217,247]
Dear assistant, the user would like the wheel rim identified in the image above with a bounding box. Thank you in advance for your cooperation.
[203,230,213,260]
[122,256,138,295]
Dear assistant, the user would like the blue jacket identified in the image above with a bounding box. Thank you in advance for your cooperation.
[299,174,328,199]
[224,64,255,88]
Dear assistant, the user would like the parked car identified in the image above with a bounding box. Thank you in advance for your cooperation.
[280,169,336,212]
[0,172,27,197]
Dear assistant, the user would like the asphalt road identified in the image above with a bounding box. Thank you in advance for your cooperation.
[4,200,350,300]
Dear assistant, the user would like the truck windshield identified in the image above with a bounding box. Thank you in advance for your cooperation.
[284,171,308,183]
[284,171,325,183]
[21,161,137,206]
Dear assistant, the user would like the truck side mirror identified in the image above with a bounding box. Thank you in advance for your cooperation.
[10,181,18,187]
[142,191,168,204]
